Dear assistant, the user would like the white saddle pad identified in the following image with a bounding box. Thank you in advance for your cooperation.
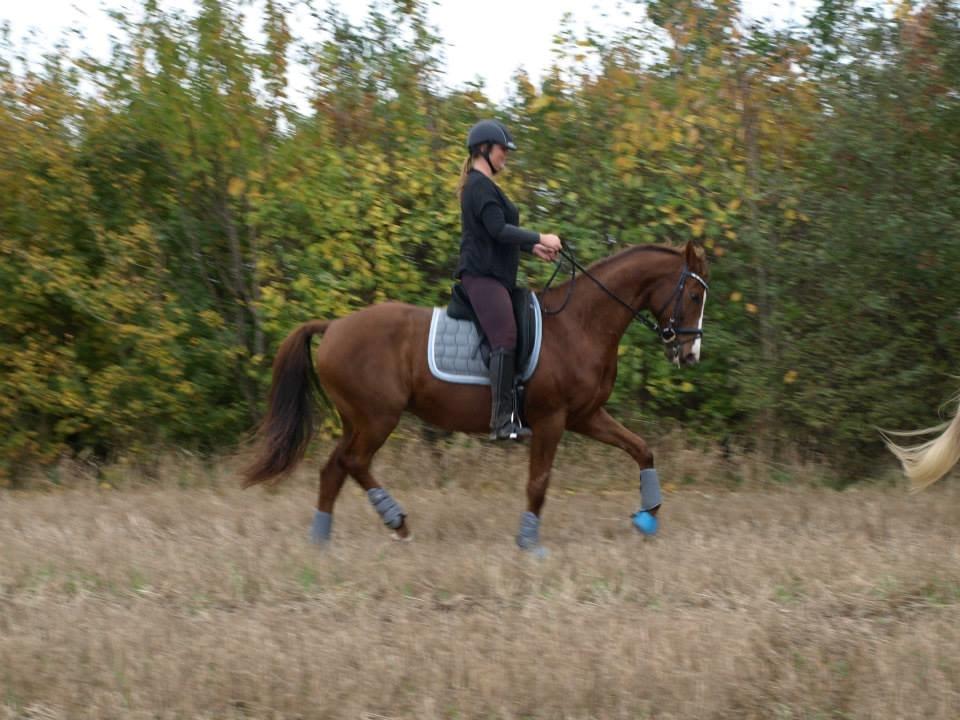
[426,294,542,385]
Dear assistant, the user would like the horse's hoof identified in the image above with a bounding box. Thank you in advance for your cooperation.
[391,531,413,543]
[520,545,549,559]
[310,510,333,545]
[632,510,658,536]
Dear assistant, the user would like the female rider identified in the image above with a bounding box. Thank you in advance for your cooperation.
[456,119,563,440]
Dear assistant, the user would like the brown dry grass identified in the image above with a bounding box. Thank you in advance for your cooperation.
[2,434,959,720]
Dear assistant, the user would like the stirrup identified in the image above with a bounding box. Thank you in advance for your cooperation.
[490,421,533,441]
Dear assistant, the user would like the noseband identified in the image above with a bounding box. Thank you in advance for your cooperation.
[540,247,709,348]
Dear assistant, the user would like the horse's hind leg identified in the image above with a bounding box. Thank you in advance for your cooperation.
[311,425,353,544]
[340,412,411,540]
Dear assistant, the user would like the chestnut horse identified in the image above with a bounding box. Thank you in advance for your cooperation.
[884,392,960,491]
[243,240,709,551]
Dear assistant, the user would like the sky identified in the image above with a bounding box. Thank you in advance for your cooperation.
[2,0,817,104]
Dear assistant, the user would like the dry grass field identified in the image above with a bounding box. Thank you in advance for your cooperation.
[2,434,959,720]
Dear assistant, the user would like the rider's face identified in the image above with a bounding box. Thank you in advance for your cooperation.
[489,143,510,172]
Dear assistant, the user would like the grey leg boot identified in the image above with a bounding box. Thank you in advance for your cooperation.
[488,348,532,441]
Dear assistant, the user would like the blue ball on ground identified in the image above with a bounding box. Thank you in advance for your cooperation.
[632,510,658,535]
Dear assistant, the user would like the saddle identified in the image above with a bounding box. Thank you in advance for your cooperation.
[446,283,537,372]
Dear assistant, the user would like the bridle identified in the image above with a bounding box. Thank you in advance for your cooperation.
[539,246,709,349]
[654,264,709,345]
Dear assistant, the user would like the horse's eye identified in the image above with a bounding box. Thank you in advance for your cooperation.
[691,294,702,305]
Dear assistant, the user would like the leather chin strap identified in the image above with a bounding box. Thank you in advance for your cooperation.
[482,150,498,175]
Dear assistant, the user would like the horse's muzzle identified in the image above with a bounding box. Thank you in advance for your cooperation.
[665,344,700,367]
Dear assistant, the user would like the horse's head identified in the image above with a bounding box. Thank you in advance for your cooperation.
[652,241,709,367]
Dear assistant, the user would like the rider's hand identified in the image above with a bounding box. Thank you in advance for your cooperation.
[532,244,557,262]
[539,233,562,253]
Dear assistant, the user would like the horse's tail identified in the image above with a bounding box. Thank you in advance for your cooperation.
[882,394,960,492]
[242,320,331,488]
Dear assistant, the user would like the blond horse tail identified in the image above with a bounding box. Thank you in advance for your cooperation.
[883,395,960,492]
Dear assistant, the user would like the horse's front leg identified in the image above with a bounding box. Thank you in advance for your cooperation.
[516,413,566,554]
[569,408,661,534]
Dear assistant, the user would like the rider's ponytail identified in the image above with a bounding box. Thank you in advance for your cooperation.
[457,155,473,200]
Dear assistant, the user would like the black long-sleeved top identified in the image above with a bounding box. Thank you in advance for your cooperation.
[456,169,539,290]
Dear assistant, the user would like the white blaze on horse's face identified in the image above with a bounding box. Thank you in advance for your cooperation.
[689,287,706,364]
[670,278,707,367]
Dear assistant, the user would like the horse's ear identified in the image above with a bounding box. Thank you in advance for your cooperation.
[684,240,708,277]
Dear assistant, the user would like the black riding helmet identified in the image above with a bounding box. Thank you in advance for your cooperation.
[466,119,517,152]
[466,119,516,176]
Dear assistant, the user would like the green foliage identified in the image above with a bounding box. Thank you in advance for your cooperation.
[1,0,958,481]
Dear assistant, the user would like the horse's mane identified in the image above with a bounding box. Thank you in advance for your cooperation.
[584,243,682,273]
[540,243,700,299]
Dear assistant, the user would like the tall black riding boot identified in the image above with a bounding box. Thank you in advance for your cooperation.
[488,348,532,441]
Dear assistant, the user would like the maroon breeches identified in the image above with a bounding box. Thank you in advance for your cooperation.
[460,274,517,351]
